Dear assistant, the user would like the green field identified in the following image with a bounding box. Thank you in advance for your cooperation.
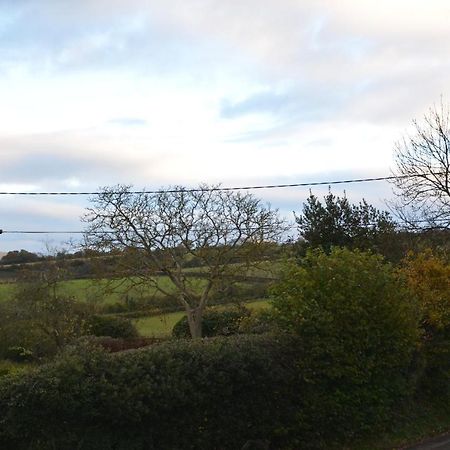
[134,299,271,337]
[0,276,208,305]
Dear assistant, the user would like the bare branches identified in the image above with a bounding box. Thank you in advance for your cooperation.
[392,100,450,229]
[82,185,285,337]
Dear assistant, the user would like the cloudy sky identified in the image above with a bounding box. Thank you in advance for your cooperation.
[0,0,449,252]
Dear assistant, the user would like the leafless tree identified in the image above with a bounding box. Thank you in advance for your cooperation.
[83,185,285,338]
[391,101,450,229]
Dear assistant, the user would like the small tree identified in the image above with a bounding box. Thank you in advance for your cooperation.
[11,263,90,351]
[295,190,396,254]
[392,101,450,229]
[83,185,285,338]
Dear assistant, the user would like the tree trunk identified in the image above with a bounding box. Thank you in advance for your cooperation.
[186,307,203,339]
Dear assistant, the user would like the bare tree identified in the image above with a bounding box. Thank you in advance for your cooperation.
[83,185,285,338]
[392,101,450,229]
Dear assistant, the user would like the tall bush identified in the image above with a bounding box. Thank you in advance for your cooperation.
[272,248,420,439]
[400,250,450,398]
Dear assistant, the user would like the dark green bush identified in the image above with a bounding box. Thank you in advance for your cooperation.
[0,334,303,450]
[172,308,250,338]
[0,317,58,359]
[272,248,421,441]
[85,314,138,339]
[4,346,34,363]
[238,309,277,334]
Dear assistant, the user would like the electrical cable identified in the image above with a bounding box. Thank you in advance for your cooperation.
[0,174,417,196]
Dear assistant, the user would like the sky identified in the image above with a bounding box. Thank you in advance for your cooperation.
[0,0,449,253]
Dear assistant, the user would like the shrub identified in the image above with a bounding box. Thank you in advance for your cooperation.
[4,346,34,363]
[0,360,31,378]
[271,248,420,439]
[172,308,250,338]
[85,315,138,339]
[400,250,450,398]
[86,336,162,353]
[0,316,58,359]
[0,334,303,450]
[238,309,278,334]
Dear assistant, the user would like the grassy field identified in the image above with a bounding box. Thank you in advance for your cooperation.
[0,270,272,305]
[134,299,271,337]
[0,276,209,305]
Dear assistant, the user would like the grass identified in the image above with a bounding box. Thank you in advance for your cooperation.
[0,271,271,305]
[134,299,270,337]
[0,276,209,305]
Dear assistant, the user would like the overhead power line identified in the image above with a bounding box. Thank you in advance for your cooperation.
[0,174,411,196]
[1,219,449,235]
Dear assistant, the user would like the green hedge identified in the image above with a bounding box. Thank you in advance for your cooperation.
[85,314,139,339]
[0,335,303,450]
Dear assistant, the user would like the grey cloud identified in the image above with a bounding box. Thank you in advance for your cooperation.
[220,86,350,142]
[0,131,177,188]
[0,1,239,79]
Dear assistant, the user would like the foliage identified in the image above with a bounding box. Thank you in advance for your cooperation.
[400,250,450,398]
[296,191,396,255]
[172,307,250,338]
[0,335,303,450]
[400,250,450,330]
[0,265,92,358]
[85,315,138,339]
[238,309,278,334]
[4,346,34,363]
[271,248,420,438]
[0,250,41,265]
[13,271,91,350]
[0,360,31,378]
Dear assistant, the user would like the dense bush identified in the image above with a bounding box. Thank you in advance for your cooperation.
[0,312,59,359]
[0,335,303,450]
[4,346,34,363]
[238,309,278,334]
[400,251,450,398]
[272,248,420,439]
[172,308,250,338]
[85,314,138,339]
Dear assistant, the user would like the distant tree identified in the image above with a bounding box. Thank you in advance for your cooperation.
[392,100,450,229]
[0,250,41,265]
[295,191,396,254]
[83,185,285,338]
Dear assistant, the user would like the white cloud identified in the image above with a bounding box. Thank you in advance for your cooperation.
[0,0,449,251]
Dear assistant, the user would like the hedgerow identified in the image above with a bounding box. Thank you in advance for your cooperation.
[0,335,303,450]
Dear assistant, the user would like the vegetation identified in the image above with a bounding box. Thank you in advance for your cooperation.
[86,315,138,339]
[172,307,250,338]
[272,248,420,439]
[392,100,450,229]
[0,178,449,449]
[83,184,285,337]
[295,191,396,255]
[400,250,450,399]
[0,335,303,450]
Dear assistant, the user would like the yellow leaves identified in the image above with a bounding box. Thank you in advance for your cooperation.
[400,250,450,330]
